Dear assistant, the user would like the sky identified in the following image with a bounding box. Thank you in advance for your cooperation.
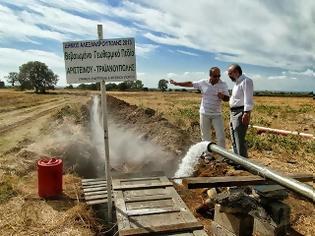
[0,0,314,92]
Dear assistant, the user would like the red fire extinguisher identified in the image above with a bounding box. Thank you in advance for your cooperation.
[37,157,63,198]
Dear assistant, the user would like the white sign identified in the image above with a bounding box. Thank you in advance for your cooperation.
[63,38,136,84]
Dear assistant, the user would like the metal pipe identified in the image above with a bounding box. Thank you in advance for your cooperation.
[207,143,315,202]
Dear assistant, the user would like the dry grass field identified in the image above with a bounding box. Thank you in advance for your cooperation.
[0,89,104,235]
[0,89,314,235]
[109,91,315,173]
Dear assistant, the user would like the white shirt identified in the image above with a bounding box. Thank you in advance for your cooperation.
[192,79,229,115]
[229,74,254,111]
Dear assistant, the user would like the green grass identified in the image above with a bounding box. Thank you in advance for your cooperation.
[247,129,314,154]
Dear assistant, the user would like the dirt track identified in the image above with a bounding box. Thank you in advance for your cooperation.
[0,99,69,134]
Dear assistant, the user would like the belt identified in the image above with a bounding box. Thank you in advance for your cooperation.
[230,106,244,111]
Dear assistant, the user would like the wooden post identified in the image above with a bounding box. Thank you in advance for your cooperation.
[98,24,112,222]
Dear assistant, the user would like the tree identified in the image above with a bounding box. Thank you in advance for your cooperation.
[5,72,19,87]
[106,83,118,91]
[133,80,144,89]
[117,81,129,91]
[158,79,168,92]
[18,61,58,93]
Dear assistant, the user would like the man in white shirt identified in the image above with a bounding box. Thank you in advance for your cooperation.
[228,64,254,158]
[170,67,230,147]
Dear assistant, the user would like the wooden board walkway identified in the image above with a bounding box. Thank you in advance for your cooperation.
[82,172,207,235]
[112,174,207,236]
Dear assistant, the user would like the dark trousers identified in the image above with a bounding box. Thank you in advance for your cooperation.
[230,109,248,158]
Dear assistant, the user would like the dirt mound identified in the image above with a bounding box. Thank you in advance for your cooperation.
[107,95,193,156]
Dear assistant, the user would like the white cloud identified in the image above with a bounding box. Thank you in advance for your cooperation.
[0,4,66,42]
[166,71,206,82]
[288,69,315,77]
[0,1,136,43]
[0,48,66,85]
[177,50,199,57]
[247,72,315,92]
[166,73,177,79]
[136,44,159,57]
[122,0,315,70]
[268,75,288,80]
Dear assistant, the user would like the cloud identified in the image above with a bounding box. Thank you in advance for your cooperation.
[248,72,315,92]
[0,1,136,43]
[166,73,177,79]
[288,69,315,77]
[0,4,66,43]
[177,50,199,56]
[136,44,159,57]
[268,75,288,80]
[166,71,206,82]
[0,47,66,84]
[121,0,315,70]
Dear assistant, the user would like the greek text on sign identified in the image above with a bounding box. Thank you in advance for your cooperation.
[63,38,136,84]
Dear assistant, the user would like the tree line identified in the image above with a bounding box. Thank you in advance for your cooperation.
[2,60,171,92]
[68,79,171,92]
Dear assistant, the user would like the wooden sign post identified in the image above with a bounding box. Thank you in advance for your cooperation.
[63,24,136,222]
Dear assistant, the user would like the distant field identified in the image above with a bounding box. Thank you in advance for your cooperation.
[0,90,62,113]
[109,91,315,133]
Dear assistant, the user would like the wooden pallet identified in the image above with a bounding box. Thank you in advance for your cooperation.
[81,178,113,205]
[81,172,166,205]
[112,175,207,236]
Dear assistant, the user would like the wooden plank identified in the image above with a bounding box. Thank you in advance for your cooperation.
[119,222,204,236]
[114,182,173,190]
[83,183,107,188]
[114,190,131,230]
[83,186,107,192]
[126,199,173,211]
[86,198,113,205]
[126,207,180,216]
[129,212,185,227]
[125,195,172,203]
[112,176,169,188]
[192,230,208,236]
[184,174,314,189]
[82,178,105,183]
[84,190,107,196]
[112,171,165,179]
[167,187,196,223]
[120,177,161,183]
[84,194,110,201]
[82,180,107,186]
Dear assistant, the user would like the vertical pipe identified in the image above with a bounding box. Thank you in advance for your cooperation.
[98,24,112,222]
[207,143,314,202]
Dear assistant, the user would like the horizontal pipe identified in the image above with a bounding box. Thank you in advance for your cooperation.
[207,143,315,202]
[251,125,315,139]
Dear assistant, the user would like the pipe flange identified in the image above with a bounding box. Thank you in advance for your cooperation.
[207,142,216,152]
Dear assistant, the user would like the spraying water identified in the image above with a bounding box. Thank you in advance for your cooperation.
[90,95,177,176]
[90,95,105,159]
[174,141,209,183]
